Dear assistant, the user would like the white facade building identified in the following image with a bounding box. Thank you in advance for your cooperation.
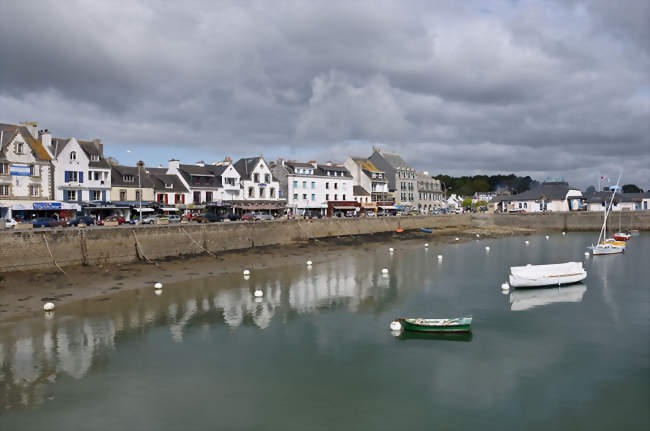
[279,161,353,216]
[49,137,111,203]
[233,157,280,201]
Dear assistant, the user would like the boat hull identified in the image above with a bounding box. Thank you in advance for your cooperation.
[399,317,472,333]
[592,245,624,256]
[420,228,432,233]
[509,272,587,288]
[612,233,631,241]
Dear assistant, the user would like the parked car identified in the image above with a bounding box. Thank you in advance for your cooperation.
[2,218,18,229]
[241,212,255,221]
[167,215,181,223]
[254,213,274,221]
[31,217,64,228]
[194,213,223,223]
[140,215,158,224]
[67,216,96,227]
[227,213,241,221]
[97,216,128,226]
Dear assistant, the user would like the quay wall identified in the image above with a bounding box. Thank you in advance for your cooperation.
[0,211,648,273]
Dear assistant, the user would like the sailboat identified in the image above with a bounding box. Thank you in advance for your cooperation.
[590,176,624,256]
[612,210,631,241]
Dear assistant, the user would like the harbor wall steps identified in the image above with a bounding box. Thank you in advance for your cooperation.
[0,212,648,273]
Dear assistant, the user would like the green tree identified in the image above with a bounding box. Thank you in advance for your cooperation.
[461,198,473,209]
[475,200,488,208]
[622,184,643,193]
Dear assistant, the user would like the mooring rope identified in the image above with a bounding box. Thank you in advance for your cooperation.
[42,233,66,275]
[180,226,217,258]
[132,230,155,264]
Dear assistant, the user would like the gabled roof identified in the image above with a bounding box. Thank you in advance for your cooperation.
[375,150,412,170]
[316,164,352,178]
[79,141,110,168]
[111,165,155,188]
[0,123,52,161]
[148,171,189,193]
[499,182,580,202]
[204,164,231,177]
[176,164,219,188]
[233,157,263,178]
[585,191,637,204]
[351,157,383,173]
[353,185,370,196]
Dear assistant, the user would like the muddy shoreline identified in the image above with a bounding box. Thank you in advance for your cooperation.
[0,225,534,323]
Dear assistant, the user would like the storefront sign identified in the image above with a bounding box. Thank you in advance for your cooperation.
[33,202,61,210]
[257,183,267,187]
[10,165,31,176]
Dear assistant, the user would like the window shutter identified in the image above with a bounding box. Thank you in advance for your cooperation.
[63,190,68,201]
[181,194,185,204]
[65,171,70,182]
[164,194,168,203]
[102,190,106,201]
[79,172,84,183]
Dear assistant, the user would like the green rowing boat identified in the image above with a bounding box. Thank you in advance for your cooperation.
[398,316,472,333]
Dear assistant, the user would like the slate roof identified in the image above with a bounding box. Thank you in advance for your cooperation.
[0,123,52,161]
[148,171,189,193]
[499,182,580,202]
[233,157,262,178]
[176,164,219,188]
[353,185,370,196]
[79,141,110,168]
[351,157,383,173]
[376,151,412,170]
[111,165,155,188]
[584,191,636,204]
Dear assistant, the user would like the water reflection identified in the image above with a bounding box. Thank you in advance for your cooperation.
[509,284,587,311]
[0,258,397,412]
[396,331,473,342]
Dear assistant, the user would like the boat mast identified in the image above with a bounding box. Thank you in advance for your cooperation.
[596,175,620,246]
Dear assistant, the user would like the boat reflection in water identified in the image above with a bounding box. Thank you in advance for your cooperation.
[509,284,587,311]
[396,331,473,342]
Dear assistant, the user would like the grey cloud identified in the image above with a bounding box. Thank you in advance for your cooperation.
[0,0,647,188]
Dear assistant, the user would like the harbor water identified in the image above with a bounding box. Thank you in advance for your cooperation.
[0,233,648,430]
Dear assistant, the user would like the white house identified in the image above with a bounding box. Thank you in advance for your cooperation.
[166,160,222,206]
[584,192,638,212]
[273,161,353,216]
[494,182,584,213]
[233,157,285,214]
[0,122,61,220]
[49,136,111,204]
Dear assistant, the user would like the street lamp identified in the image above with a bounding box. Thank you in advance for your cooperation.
[137,160,144,224]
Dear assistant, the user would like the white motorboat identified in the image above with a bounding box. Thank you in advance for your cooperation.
[509,262,587,288]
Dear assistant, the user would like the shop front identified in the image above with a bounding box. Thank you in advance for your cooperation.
[326,201,359,217]
[82,203,132,221]
[232,200,286,217]
[0,201,80,222]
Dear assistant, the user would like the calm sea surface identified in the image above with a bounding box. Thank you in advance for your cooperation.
[0,232,648,431]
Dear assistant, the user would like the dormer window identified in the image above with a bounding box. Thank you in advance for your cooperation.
[70,151,76,160]
[165,183,173,189]
[91,154,99,161]
[123,175,134,182]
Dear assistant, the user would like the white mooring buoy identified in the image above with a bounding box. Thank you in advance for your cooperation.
[154,282,163,289]
[43,302,55,312]
[545,235,550,240]
[306,260,313,266]
[584,251,590,257]
[485,246,490,251]
[455,237,460,241]
[525,240,530,245]
[389,247,394,253]
[243,269,250,276]
[501,282,510,291]
[424,243,429,247]
[254,289,263,298]
[476,234,480,238]
[381,268,389,274]
[390,320,402,331]
[562,232,566,236]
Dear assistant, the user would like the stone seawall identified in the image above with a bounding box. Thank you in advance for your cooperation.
[0,211,648,273]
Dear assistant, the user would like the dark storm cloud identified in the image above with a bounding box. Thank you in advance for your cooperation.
[0,0,647,188]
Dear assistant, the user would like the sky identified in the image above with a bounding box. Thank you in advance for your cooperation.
[1,0,648,189]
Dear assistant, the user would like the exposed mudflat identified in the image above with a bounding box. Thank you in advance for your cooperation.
[0,225,533,322]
